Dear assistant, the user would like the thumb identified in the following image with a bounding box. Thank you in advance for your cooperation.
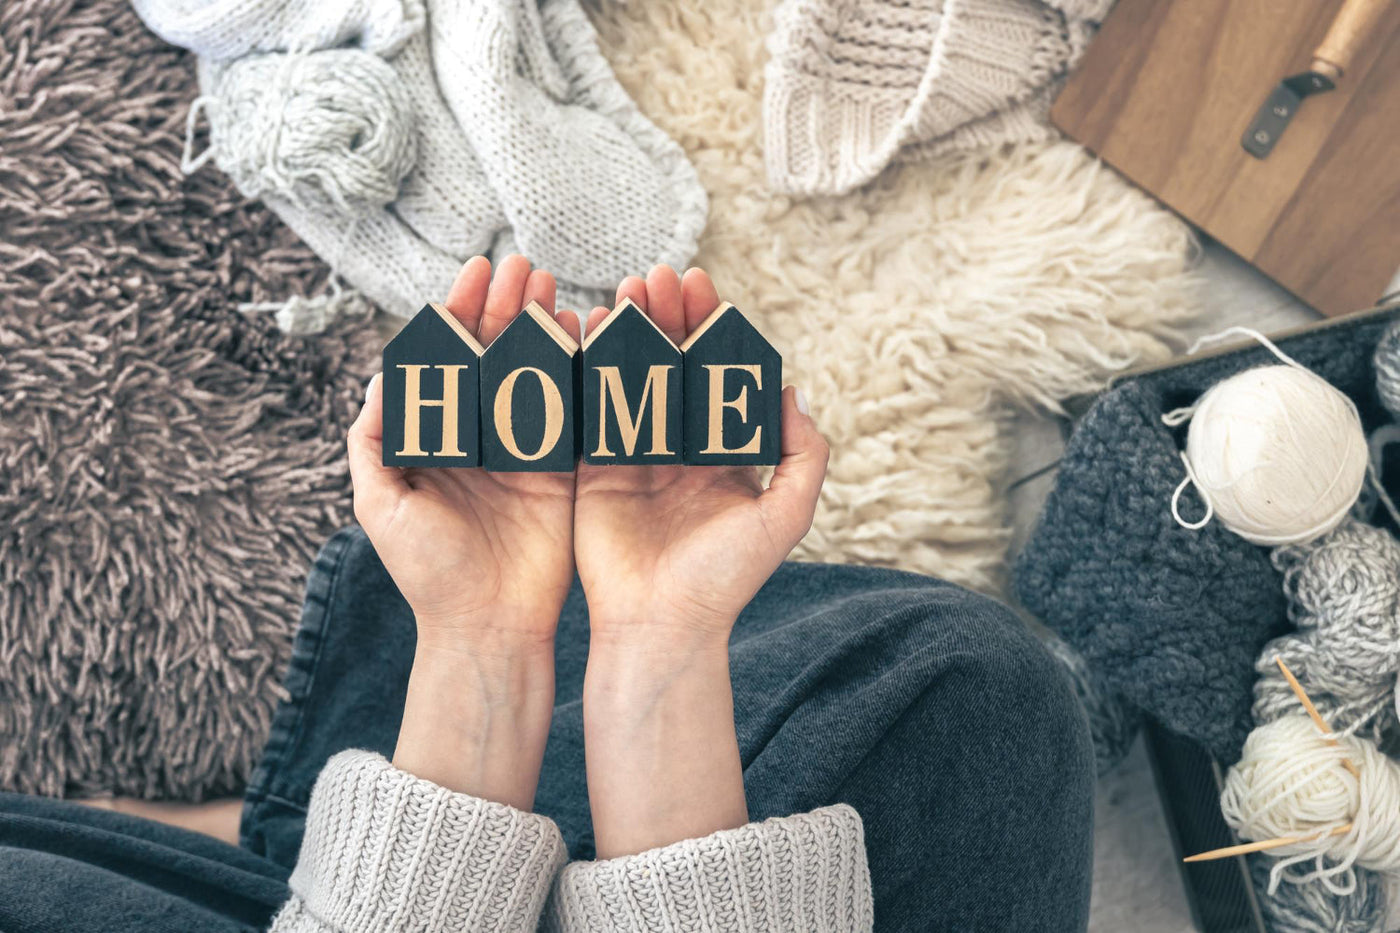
[347,373,409,532]
[757,387,829,551]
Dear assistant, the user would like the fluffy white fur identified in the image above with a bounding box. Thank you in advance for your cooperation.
[586,0,1201,592]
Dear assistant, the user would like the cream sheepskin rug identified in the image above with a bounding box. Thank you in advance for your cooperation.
[588,0,1200,592]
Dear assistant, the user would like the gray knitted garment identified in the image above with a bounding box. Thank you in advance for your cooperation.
[270,751,874,933]
[1015,317,1396,764]
[131,0,708,327]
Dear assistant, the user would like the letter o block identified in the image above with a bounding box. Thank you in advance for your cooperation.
[481,302,581,472]
[382,303,484,467]
[680,303,781,465]
[583,299,682,465]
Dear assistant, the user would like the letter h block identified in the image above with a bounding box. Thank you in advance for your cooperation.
[582,299,682,464]
[481,301,581,472]
[681,303,781,465]
[382,303,484,467]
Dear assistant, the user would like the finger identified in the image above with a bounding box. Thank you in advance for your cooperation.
[479,254,532,346]
[443,256,492,335]
[555,309,582,345]
[681,267,721,337]
[757,386,828,551]
[645,264,685,346]
[615,275,647,312]
[584,305,610,339]
[523,268,557,316]
[347,373,410,534]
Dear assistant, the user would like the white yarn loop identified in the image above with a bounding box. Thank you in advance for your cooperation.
[1221,716,1400,897]
[1162,328,1367,546]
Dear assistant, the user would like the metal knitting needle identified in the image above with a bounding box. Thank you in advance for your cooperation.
[1184,658,1358,864]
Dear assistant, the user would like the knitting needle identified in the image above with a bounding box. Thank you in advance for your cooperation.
[1274,657,1360,779]
[1183,658,1359,864]
[1183,825,1352,862]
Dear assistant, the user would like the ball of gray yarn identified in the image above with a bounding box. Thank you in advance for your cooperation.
[1374,319,1400,420]
[207,49,417,217]
[1039,629,1141,776]
[1253,518,1400,737]
[1250,854,1385,933]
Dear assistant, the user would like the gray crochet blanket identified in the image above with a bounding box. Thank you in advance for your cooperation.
[1016,315,1397,764]
[0,0,377,799]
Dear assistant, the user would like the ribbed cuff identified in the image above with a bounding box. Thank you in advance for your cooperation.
[546,805,874,933]
[271,750,566,933]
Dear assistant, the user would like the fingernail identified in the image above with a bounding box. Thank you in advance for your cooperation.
[793,386,811,417]
[365,372,381,402]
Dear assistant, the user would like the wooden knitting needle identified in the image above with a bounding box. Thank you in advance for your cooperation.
[1183,658,1357,864]
[1183,825,1352,862]
[1274,657,1360,779]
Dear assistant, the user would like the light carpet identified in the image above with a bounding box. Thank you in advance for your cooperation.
[587,0,1202,591]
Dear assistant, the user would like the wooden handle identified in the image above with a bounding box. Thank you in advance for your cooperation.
[1184,823,1352,863]
[1313,0,1391,78]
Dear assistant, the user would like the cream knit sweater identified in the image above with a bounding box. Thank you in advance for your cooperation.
[270,751,874,932]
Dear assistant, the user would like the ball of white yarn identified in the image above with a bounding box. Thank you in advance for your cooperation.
[1221,715,1400,895]
[1179,365,1366,546]
[207,49,418,217]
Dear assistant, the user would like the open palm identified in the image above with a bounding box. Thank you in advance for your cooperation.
[574,267,828,642]
[348,255,580,649]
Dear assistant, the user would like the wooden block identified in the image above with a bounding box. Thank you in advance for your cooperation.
[480,301,581,472]
[680,303,781,465]
[582,299,683,464]
[382,302,484,468]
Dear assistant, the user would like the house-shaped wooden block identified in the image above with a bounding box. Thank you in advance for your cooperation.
[582,299,682,464]
[481,301,581,472]
[680,303,781,465]
[382,302,485,468]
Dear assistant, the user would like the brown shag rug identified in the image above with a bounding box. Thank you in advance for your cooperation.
[0,0,377,799]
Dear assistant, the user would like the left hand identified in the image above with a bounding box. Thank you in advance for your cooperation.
[348,254,581,655]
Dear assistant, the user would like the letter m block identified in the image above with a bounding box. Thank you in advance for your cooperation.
[582,299,682,465]
[382,303,484,467]
[681,303,781,466]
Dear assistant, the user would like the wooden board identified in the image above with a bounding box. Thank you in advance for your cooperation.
[480,301,580,472]
[680,303,781,465]
[582,299,683,464]
[1051,0,1400,316]
[382,303,484,468]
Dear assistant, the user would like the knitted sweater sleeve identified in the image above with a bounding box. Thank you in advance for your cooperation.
[268,750,567,933]
[545,804,874,933]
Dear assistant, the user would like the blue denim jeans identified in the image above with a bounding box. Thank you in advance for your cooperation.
[0,527,1095,932]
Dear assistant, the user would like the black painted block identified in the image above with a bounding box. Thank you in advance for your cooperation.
[382,302,485,468]
[480,301,581,472]
[680,302,781,465]
[582,299,683,464]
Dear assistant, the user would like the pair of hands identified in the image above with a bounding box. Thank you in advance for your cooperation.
[347,255,827,857]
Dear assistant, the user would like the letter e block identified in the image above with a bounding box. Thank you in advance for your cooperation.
[680,303,781,465]
[481,301,581,472]
[582,299,682,465]
[382,303,484,468]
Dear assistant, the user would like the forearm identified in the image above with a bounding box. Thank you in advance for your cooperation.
[582,632,748,859]
[394,626,556,812]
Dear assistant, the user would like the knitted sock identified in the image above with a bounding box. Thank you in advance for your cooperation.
[427,0,707,290]
[764,0,1099,196]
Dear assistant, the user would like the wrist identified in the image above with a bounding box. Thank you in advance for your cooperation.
[413,605,561,660]
[393,641,555,809]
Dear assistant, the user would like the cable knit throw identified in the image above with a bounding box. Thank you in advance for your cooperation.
[764,0,1115,196]
[131,0,709,331]
[1015,316,1398,763]
[0,0,376,799]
